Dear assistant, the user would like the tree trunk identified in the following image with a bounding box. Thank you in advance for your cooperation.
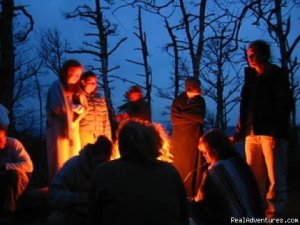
[0,0,15,132]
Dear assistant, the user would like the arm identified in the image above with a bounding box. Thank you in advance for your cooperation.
[48,159,88,210]
[46,81,68,119]
[273,69,293,136]
[171,97,205,125]
[5,138,33,173]
[103,100,112,140]
[73,93,88,124]
[179,97,205,124]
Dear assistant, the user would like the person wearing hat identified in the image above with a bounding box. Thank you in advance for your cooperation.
[170,77,206,198]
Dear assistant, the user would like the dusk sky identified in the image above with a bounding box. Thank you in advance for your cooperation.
[15,0,300,126]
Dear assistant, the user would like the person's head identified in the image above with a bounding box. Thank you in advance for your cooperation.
[247,40,271,71]
[126,86,144,102]
[87,135,112,168]
[117,120,162,163]
[185,77,202,99]
[198,129,237,165]
[0,124,7,150]
[59,59,83,90]
[81,71,98,94]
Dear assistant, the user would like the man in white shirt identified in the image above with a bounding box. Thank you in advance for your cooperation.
[0,124,33,222]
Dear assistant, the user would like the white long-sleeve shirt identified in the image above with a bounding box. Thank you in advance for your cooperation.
[0,137,33,173]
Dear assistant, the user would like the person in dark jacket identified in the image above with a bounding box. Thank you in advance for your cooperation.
[231,40,293,218]
[171,77,206,198]
[191,129,264,225]
[89,120,189,225]
[79,71,111,148]
[117,85,151,122]
[47,136,112,225]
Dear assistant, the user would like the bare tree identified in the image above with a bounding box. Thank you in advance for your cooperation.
[0,0,37,133]
[202,31,242,129]
[125,7,152,118]
[64,0,127,137]
[242,0,300,150]
[0,0,16,128]
[246,0,300,128]
[37,27,71,76]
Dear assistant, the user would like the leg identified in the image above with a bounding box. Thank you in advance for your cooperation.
[262,137,287,218]
[245,135,267,200]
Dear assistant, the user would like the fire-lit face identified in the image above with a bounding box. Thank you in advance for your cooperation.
[247,47,263,70]
[82,76,97,94]
[128,92,143,102]
[186,89,201,99]
[66,66,83,85]
[0,130,7,149]
[198,141,218,165]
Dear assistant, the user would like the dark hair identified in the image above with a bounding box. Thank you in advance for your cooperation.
[117,120,161,163]
[89,135,112,163]
[59,59,82,86]
[200,129,237,160]
[248,40,271,64]
[185,77,201,92]
[81,71,97,81]
[80,71,98,94]
[126,86,143,99]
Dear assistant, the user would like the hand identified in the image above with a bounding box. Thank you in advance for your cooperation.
[228,136,235,143]
[73,104,84,114]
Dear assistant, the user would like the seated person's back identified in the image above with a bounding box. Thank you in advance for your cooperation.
[89,120,189,225]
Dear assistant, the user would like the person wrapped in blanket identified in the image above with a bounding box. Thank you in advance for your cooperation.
[190,129,264,225]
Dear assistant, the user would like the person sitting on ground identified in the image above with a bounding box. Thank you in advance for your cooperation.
[89,120,189,225]
[47,135,112,225]
[190,129,264,225]
[0,124,33,223]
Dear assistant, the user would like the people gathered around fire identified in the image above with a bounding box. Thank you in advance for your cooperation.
[0,39,294,224]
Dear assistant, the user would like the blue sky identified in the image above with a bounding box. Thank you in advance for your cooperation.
[15,0,300,125]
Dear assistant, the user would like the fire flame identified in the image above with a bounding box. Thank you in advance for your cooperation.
[110,119,173,163]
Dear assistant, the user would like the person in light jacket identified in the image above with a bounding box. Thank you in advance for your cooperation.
[79,71,111,148]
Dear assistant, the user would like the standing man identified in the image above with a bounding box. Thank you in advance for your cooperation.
[0,124,33,222]
[231,40,293,218]
[171,77,206,198]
